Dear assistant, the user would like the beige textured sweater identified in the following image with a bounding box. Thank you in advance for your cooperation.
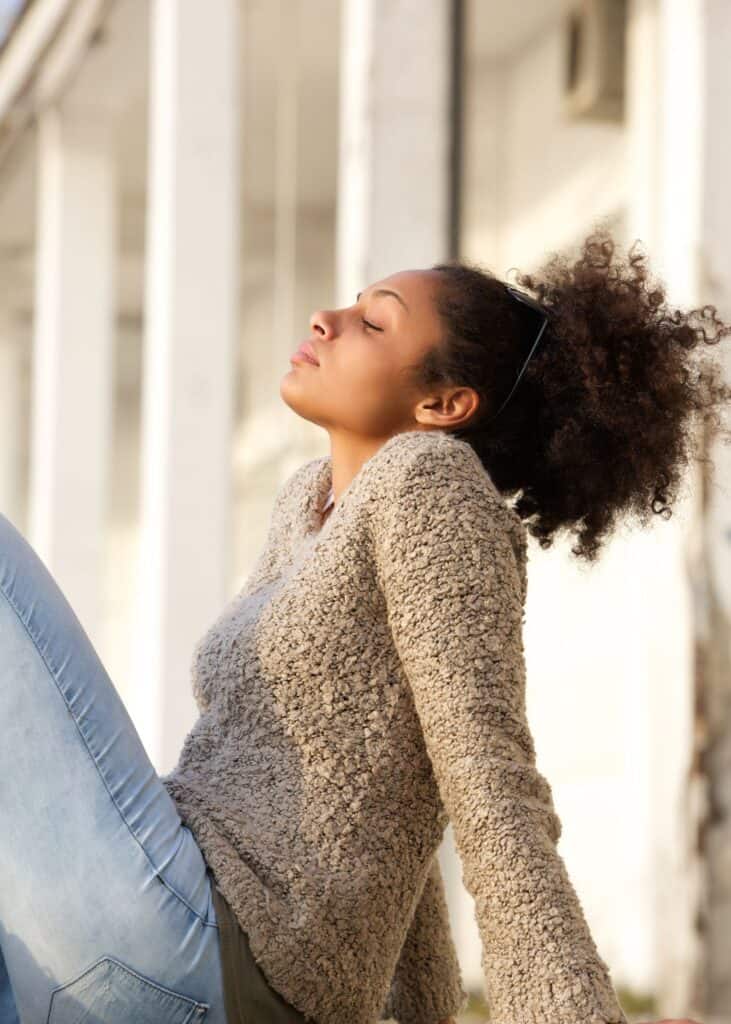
[160,427,629,1024]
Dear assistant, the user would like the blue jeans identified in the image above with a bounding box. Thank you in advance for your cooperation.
[0,512,227,1023]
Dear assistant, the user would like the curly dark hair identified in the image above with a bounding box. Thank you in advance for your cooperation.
[418,221,731,563]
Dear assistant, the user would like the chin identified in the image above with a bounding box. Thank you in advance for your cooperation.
[279,370,323,425]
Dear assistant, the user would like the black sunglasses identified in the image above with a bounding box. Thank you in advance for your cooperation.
[482,285,550,424]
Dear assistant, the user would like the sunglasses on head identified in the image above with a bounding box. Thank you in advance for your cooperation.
[481,284,551,425]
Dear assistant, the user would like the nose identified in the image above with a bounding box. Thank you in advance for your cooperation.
[309,310,335,339]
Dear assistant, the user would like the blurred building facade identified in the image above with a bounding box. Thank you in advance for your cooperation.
[0,0,728,1020]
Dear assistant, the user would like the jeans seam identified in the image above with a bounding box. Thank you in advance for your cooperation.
[0,583,214,928]
[46,955,210,1020]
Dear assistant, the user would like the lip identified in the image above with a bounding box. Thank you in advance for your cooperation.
[290,340,320,366]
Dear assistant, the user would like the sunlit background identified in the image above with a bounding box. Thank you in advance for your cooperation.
[0,1,729,1021]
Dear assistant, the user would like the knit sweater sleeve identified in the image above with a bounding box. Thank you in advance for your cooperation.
[380,855,468,1024]
[371,441,629,1024]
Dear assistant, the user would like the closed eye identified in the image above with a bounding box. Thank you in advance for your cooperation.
[361,318,383,332]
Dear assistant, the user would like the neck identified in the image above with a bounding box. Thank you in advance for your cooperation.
[326,430,408,508]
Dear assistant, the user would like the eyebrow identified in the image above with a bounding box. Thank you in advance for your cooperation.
[356,287,409,313]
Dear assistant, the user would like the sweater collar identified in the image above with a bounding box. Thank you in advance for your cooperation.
[300,429,449,540]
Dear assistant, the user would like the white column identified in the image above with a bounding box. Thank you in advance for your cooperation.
[657,0,704,303]
[626,0,661,252]
[336,0,453,307]
[0,310,25,529]
[627,0,716,1015]
[621,0,667,997]
[30,101,116,642]
[695,4,731,1021]
[136,0,240,772]
[653,0,706,1016]
[271,0,302,455]
[622,0,704,297]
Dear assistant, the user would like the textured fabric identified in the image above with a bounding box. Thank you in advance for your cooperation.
[212,822,458,1024]
[160,427,628,1024]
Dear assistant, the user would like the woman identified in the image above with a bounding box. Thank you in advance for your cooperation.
[1,225,726,1024]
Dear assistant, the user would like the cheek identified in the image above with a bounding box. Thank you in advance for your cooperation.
[335,342,392,390]
[330,346,407,419]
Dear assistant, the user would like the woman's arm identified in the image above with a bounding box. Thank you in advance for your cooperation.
[371,441,629,1024]
[381,856,468,1024]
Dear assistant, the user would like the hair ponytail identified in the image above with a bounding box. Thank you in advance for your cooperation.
[424,221,731,563]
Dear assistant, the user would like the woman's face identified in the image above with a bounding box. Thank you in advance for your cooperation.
[280,268,451,437]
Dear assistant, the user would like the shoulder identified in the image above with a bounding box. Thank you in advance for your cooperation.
[385,428,495,488]
[366,429,528,596]
[368,429,516,525]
